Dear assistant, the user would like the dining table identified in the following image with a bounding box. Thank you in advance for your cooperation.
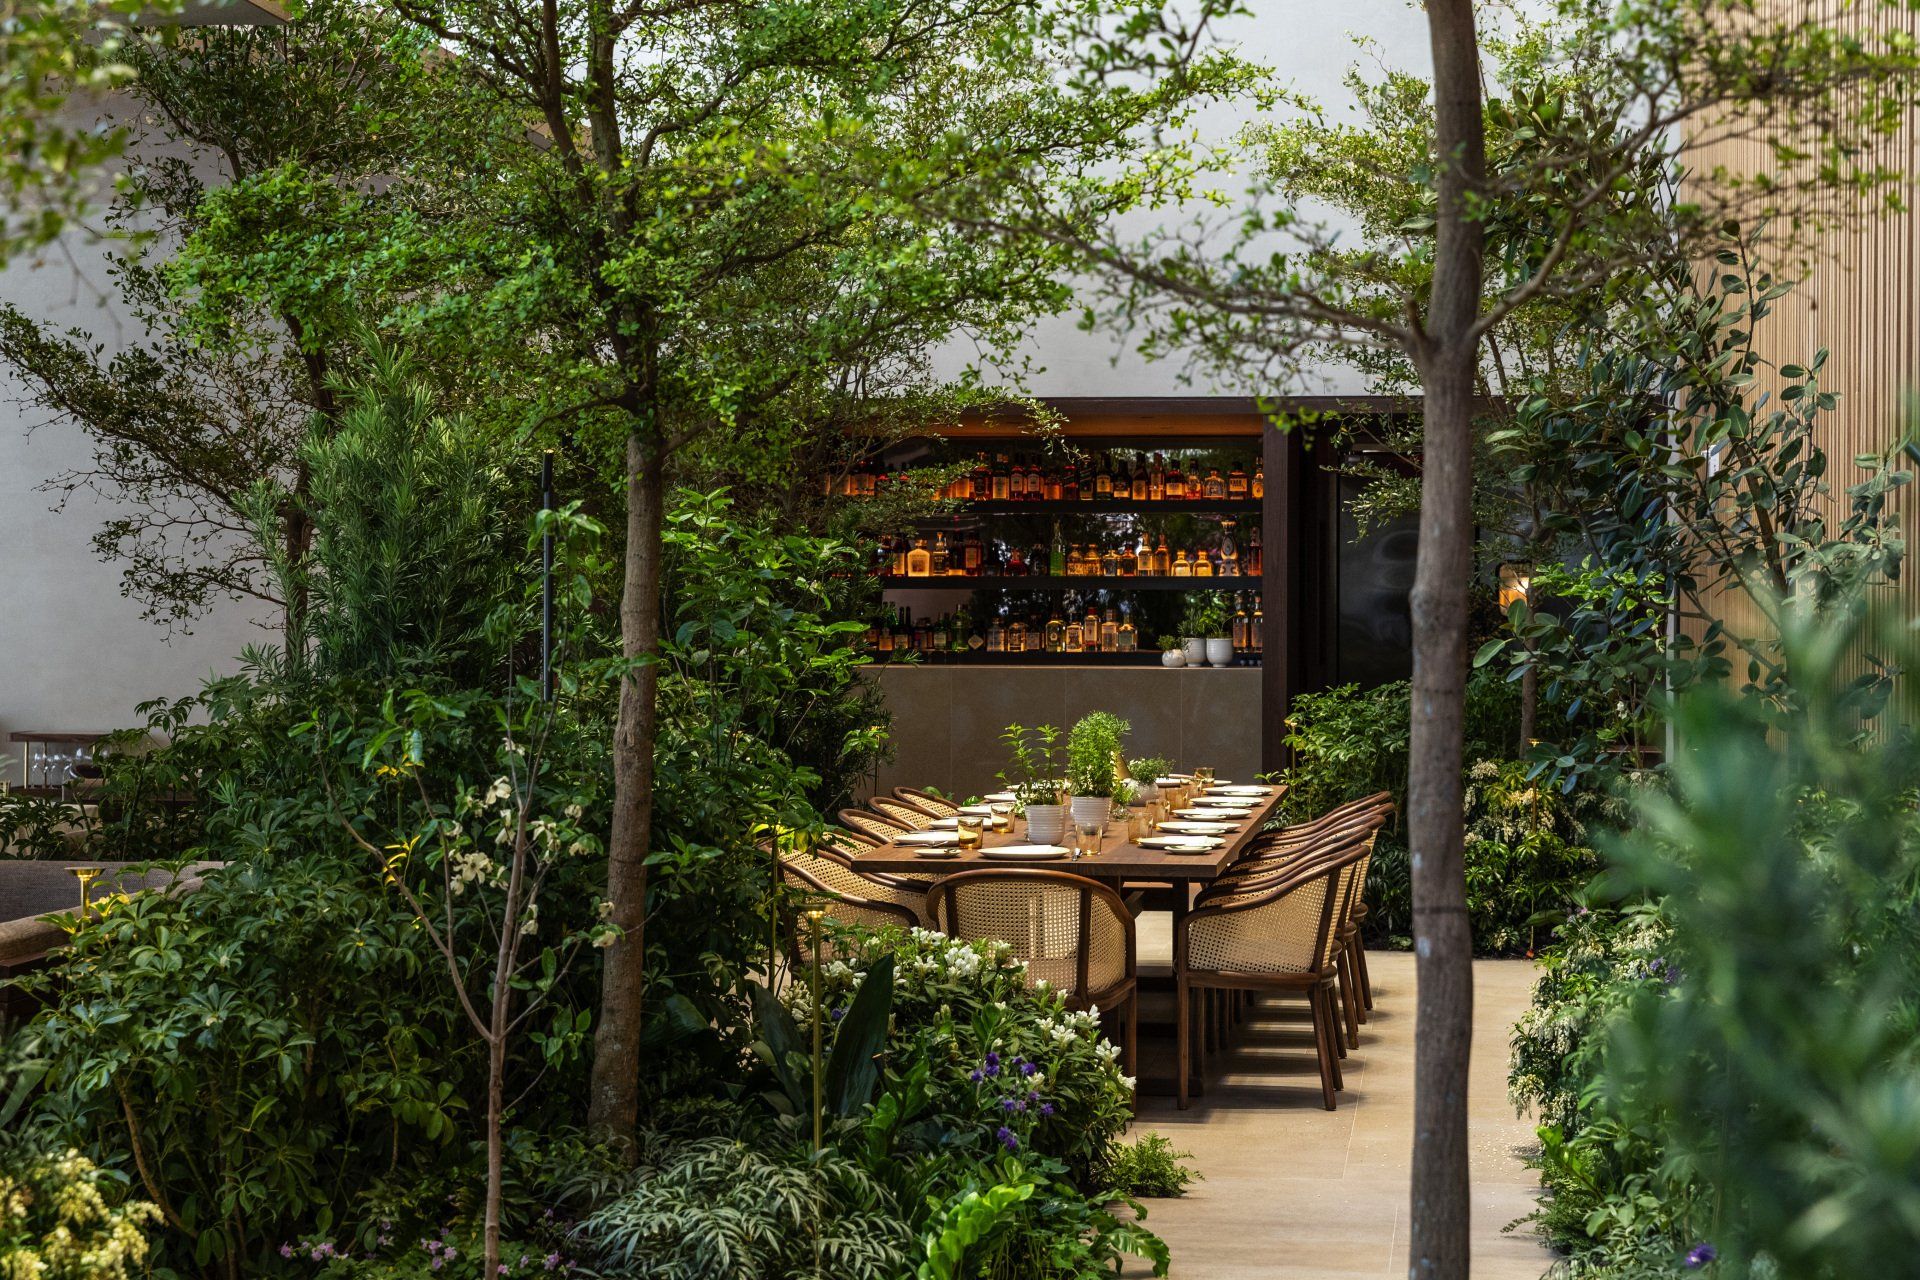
[845,782,1290,928]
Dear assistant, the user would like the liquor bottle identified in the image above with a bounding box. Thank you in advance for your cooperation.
[1008,618,1027,652]
[1246,527,1263,576]
[864,614,881,651]
[1106,453,1125,500]
[1130,457,1149,502]
[931,532,950,576]
[1078,459,1095,501]
[1044,460,1063,502]
[1063,619,1084,653]
[971,454,990,501]
[1008,457,1026,501]
[912,614,929,651]
[1194,549,1214,577]
[1093,453,1113,500]
[893,608,912,652]
[906,537,932,577]
[1061,461,1078,503]
[1166,458,1186,501]
[1005,546,1027,576]
[1119,542,1138,576]
[990,454,1011,502]
[987,616,1006,652]
[963,531,983,575]
[1148,453,1166,502]
[1025,458,1046,501]
[1250,595,1264,654]
[1171,549,1192,577]
[1227,462,1249,501]
[1116,609,1137,652]
[1049,528,1066,576]
[1045,610,1065,652]
[1154,535,1171,575]
[1099,608,1120,652]
[1100,546,1120,576]
[1203,466,1227,501]
[890,536,909,576]
[1251,460,1265,500]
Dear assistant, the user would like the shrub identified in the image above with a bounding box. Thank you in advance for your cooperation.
[1107,1134,1199,1199]
[1063,713,1130,804]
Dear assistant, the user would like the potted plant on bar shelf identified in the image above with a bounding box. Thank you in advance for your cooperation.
[998,723,1066,842]
[1180,592,1235,667]
[1065,712,1131,831]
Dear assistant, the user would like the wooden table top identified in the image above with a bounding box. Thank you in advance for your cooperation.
[847,786,1287,881]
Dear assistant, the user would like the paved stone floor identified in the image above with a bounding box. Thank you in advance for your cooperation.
[1118,940,1554,1279]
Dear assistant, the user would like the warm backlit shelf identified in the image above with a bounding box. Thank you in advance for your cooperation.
[878,576,1261,592]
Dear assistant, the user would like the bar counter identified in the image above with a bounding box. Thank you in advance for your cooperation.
[862,662,1262,800]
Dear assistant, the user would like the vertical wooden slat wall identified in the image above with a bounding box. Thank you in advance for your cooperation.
[1687,0,1920,675]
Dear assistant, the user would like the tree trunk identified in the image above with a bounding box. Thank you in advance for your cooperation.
[587,429,665,1153]
[1409,3,1486,1278]
[1518,660,1537,755]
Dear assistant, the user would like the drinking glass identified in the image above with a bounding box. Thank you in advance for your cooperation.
[956,815,985,850]
[1074,819,1105,858]
[988,802,1014,833]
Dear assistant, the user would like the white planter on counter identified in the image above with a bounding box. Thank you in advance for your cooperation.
[1161,649,1186,668]
[1206,637,1235,667]
[1181,637,1207,667]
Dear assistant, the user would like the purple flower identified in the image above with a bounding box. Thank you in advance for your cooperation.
[830,1006,846,1021]
[1040,1102,1055,1116]
[1020,1061,1037,1077]
[969,1069,983,1082]
[1685,1243,1717,1269]
[983,1052,1001,1078]
[544,1254,561,1272]
[1000,1097,1019,1112]
[445,1249,459,1262]
[279,1244,294,1259]
[499,1267,511,1275]
[430,1261,445,1273]
[996,1125,1020,1151]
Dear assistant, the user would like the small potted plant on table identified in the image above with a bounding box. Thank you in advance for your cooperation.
[1065,711,1131,831]
[999,723,1065,842]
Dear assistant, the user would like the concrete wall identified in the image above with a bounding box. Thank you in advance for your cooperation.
[864,664,1263,800]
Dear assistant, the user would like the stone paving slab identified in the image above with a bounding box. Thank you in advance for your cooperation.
[1118,940,1554,1279]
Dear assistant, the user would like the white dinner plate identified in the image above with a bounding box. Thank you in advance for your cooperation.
[1193,795,1254,807]
[958,804,994,815]
[1217,785,1273,796]
[894,831,960,846]
[1175,807,1251,819]
[1140,836,1220,852]
[929,816,960,829]
[984,791,1017,802]
[1160,820,1236,834]
[1154,776,1190,787]
[982,844,1070,861]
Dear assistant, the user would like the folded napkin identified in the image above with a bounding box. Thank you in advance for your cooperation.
[1140,835,1220,851]
[894,831,959,846]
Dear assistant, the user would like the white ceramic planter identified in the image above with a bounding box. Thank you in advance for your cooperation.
[1181,637,1207,666]
[1161,649,1186,668]
[1068,795,1112,830]
[1132,782,1161,805]
[1025,804,1067,843]
[1206,637,1235,667]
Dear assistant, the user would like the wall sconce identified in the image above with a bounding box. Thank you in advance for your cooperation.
[1498,562,1532,611]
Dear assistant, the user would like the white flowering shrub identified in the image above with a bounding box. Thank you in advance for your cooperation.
[796,928,1135,1187]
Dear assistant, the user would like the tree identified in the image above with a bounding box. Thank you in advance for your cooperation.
[370,0,1242,1150]
[0,0,505,643]
[912,0,1920,1271]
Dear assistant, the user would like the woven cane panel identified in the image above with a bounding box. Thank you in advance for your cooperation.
[1321,862,1360,966]
[1186,877,1328,975]
[871,799,932,830]
[839,810,907,841]
[781,850,925,920]
[897,789,960,817]
[933,880,1124,1000]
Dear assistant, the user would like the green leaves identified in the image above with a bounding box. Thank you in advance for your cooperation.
[824,954,895,1117]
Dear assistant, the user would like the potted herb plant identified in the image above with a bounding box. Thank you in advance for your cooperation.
[1065,712,1131,829]
[1128,756,1174,805]
[1180,592,1234,667]
[998,723,1065,842]
[1159,636,1186,668]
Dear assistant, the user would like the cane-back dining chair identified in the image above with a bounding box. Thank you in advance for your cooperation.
[1175,838,1372,1110]
[927,868,1139,1075]
[838,807,913,843]
[892,787,961,818]
[870,797,936,830]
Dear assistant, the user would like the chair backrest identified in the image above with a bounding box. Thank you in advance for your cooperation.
[893,788,960,818]
[870,798,934,830]
[779,847,923,930]
[926,868,1134,1006]
[838,808,911,842]
[1181,841,1371,978]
